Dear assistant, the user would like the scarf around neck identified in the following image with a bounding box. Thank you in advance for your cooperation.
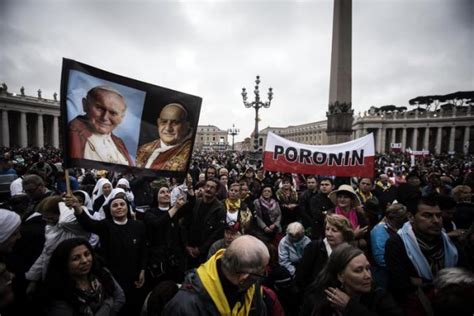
[398,222,458,280]
[225,199,241,212]
[197,249,256,316]
[335,206,359,229]
[75,276,104,316]
[376,181,391,191]
[259,196,277,211]
[356,189,373,203]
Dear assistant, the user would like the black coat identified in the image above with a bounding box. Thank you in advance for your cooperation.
[373,185,398,211]
[295,239,329,291]
[301,287,403,316]
[92,195,105,213]
[7,214,45,275]
[145,207,184,251]
[144,207,186,281]
[454,202,474,229]
[76,212,147,293]
[299,191,334,239]
[163,267,266,316]
[182,197,226,256]
[384,234,423,305]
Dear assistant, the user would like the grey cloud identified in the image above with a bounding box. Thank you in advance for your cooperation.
[1,0,471,142]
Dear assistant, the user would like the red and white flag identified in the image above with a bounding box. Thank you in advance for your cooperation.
[263,132,375,177]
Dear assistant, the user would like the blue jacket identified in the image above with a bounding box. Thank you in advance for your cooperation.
[370,222,391,267]
[278,234,311,276]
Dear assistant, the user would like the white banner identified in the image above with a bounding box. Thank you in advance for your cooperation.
[263,132,375,177]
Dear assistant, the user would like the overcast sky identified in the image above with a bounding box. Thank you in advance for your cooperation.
[1,0,472,142]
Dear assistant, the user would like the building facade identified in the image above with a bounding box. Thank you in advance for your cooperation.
[0,86,60,148]
[234,137,252,152]
[258,120,328,151]
[353,106,473,154]
[194,125,229,151]
[255,107,473,155]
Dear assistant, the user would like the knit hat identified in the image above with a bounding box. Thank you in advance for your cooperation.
[0,209,21,244]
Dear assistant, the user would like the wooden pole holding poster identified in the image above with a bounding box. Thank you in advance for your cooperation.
[65,169,72,195]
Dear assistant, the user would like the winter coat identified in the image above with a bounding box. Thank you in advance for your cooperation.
[278,234,311,276]
[26,202,90,281]
[301,287,403,316]
[163,250,266,316]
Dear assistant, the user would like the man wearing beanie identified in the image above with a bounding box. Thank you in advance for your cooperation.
[0,209,21,257]
[0,209,21,314]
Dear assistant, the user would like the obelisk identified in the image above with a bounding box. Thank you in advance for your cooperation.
[326,0,353,144]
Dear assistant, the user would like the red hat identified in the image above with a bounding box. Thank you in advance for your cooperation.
[225,221,241,234]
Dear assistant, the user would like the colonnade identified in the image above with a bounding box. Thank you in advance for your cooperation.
[356,125,471,154]
[0,109,59,148]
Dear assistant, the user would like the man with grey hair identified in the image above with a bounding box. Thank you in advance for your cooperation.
[163,235,269,315]
[68,85,133,165]
[432,268,474,316]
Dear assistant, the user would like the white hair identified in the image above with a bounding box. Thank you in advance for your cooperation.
[286,222,305,236]
[434,268,474,289]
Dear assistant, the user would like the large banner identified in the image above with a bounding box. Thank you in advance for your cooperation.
[61,58,202,177]
[263,132,375,177]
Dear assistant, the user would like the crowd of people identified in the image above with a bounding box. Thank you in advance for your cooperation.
[0,145,473,316]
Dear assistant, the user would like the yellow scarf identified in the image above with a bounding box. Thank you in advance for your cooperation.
[376,181,391,191]
[197,249,256,316]
[225,199,241,212]
[357,189,373,203]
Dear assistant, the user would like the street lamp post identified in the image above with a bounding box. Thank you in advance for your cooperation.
[227,124,239,151]
[241,75,273,151]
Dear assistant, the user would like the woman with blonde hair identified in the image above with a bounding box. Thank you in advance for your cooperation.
[296,214,354,291]
[223,183,253,234]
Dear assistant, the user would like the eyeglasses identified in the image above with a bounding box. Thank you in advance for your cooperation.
[236,270,267,280]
